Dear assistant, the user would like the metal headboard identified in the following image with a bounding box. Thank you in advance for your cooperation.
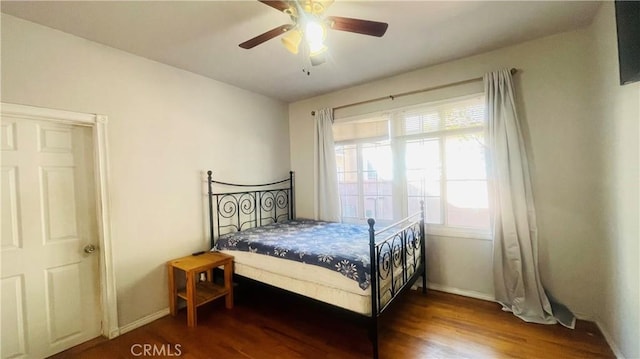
[207,170,295,249]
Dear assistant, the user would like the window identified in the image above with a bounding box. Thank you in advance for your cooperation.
[334,95,490,237]
[335,140,394,222]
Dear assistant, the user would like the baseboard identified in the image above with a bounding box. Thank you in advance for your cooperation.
[107,328,120,339]
[426,282,496,302]
[595,319,626,359]
[119,308,170,335]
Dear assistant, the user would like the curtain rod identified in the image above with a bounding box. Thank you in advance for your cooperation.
[311,68,517,116]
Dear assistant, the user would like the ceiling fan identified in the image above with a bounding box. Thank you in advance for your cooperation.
[239,0,388,66]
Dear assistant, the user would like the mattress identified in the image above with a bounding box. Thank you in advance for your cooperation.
[214,219,421,315]
[215,219,373,290]
[222,249,372,314]
[218,248,417,316]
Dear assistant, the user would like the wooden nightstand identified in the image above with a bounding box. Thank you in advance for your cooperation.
[167,251,234,327]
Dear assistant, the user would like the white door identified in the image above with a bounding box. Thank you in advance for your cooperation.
[1,116,102,358]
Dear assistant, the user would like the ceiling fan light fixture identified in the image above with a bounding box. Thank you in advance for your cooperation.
[304,21,326,45]
[242,0,389,67]
[310,51,327,66]
[305,20,326,53]
[304,0,334,15]
[309,42,327,56]
[282,29,302,54]
[309,42,327,55]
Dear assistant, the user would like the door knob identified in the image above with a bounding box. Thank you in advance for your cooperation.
[84,244,97,254]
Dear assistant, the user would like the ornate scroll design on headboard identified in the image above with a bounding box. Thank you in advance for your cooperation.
[207,171,295,248]
[260,190,290,223]
[216,192,258,233]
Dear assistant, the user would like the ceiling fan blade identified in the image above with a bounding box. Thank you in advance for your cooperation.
[239,24,294,49]
[326,16,388,37]
[258,0,291,12]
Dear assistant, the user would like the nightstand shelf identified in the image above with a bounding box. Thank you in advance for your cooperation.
[167,251,234,327]
[176,281,228,307]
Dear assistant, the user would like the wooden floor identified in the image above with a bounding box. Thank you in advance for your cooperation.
[52,282,614,358]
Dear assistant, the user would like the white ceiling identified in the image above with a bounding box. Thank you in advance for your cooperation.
[1,1,601,103]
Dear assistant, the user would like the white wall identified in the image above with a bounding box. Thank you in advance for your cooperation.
[290,25,604,315]
[591,3,640,358]
[1,14,290,327]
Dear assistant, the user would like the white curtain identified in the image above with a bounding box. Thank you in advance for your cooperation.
[314,108,341,222]
[484,69,561,326]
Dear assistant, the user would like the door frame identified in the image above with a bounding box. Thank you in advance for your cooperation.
[1,102,119,339]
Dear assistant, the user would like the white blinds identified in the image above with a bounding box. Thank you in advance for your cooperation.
[333,117,389,142]
[333,94,484,142]
[396,95,485,136]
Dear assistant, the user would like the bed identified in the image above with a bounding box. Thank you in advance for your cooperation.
[206,170,426,358]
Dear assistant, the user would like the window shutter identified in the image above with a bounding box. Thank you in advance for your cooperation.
[396,95,484,136]
[333,117,389,142]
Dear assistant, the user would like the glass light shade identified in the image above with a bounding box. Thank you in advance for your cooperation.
[311,0,334,14]
[281,29,302,54]
[305,21,325,45]
[310,51,327,66]
[309,42,327,55]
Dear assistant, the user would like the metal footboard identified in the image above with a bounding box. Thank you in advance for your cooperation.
[367,201,426,359]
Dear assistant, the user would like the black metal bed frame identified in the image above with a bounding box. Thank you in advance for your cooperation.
[206,170,427,359]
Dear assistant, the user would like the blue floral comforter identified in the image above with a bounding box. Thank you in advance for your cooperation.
[214,219,372,290]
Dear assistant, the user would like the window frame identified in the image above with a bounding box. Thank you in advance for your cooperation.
[334,94,492,240]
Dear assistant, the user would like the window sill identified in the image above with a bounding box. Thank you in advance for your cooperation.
[426,225,492,241]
